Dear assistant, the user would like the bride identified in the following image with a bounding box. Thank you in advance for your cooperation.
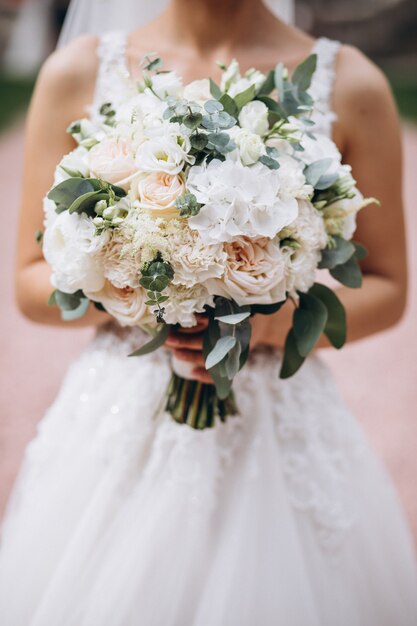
[1,0,417,624]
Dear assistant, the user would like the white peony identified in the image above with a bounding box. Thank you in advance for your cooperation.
[238,101,269,136]
[205,236,287,306]
[168,225,226,288]
[188,158,298,243]
[43,211,108,293]
[85,281,155,327]
[163,284,214,327]
[135,135,194,175]
[150,71,182,100]
[230,128,266,166]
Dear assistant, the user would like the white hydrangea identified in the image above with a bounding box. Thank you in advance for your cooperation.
[188,158,299,243]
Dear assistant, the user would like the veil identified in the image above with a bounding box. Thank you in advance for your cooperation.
[59,0,295,48]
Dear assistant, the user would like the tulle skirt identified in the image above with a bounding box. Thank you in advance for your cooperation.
[0,324,416,625]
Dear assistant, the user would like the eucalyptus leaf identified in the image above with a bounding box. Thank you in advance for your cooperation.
[225,341,242,380]
[205,335,237,370]
[309,283,346,349]
[293,292,328,357]
[209,78,222,100]
[215,311,251,325]
[234,85,256,111]
[210,365,233,400]
[257,69,275,96]
[190,134,209,151]
[353,241,368,261]
[330,255,363,288]
[54,289,85,312]
[62,297,90,321]
[259,155,280,170]
[129,324,170,357]
[219,93,239,119]
[274,62,285,100]
[304,158,333,187]
[292,54,317,91]
[315,172,340,191]
[280,329,305,379]
[319,237,356,269]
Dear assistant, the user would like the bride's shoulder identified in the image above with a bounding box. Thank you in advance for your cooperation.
[36,35,100,100]
[334,44,395,119]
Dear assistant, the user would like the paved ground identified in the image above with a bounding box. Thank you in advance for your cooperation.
[1,122,416,547]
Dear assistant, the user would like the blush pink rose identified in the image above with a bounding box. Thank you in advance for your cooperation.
[88,138,137,188]
[136,172,185,218]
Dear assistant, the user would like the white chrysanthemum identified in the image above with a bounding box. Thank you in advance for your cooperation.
[163,284,214,327]
[168,224,226,288]
[43,211,108,293]
[287,200,328,251]
[85,281,156,328]
[205,236,287,306]
[285,246,321,296]
[188,158,299,243]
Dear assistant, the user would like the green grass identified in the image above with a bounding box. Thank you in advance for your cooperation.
[390,82,417,122]
[0,74,36,132]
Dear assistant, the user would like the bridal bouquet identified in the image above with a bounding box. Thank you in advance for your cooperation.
[42,52,374,429]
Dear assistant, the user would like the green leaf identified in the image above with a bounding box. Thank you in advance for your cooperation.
[315,172,339,191]
[207,132,231,149]
[234,85,256,111]
[353,241,368,261]
[292,54,317,91]
[215,311,251,325]
[190,134,209,151]
[209,78,222,100]
[68,191,108,215]
[219,93,239,119]
[259,155,280,170]
[309,283,347,349]
[48,178,97,212]
[280,329,305,379]
[304,158,333,187]
[48,290,57,306]
[256,95,287,118]
[274,63,285,100]
[293,292,328,357]
[210,365,233,400]
[330,256,363,289]
[205,335,237,370]
[62,297,90,321]
[183,113,203,130]
[257,70,275,96]
[128,324,170,357]
[54,289,85,312]
[225,341,242,379]
[319,237,356,269]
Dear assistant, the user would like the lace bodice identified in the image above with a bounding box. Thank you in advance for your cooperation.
[90,31,341,138]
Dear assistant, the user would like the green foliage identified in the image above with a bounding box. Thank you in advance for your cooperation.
[319,236,356,269]
[47,177,126,216]
[293,292,328,357]
[280,329,305,379]
[309,283,346,349]
[140,257,174,322]
[129,323,170,357]
[48,289,90,321]
[175,192,201,217]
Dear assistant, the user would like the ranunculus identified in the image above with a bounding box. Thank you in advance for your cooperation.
[85,281,155,327]
[205,236,287,306]
[188,158,298,243]
[231,128,266,166]
[150,71,182,99]
[43,211,108,293]
[183,79,211,104]
[88,137,137,188]
[135,135,194,175]
[238,101,269,136]
[136,172,185,217]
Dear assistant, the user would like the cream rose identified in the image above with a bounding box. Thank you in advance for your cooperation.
[205,236,287,306]
[233,128,266,166]
[238,101,269,136]
[136,172,185,217]
[85,281,155,328]
[88,137,137,188]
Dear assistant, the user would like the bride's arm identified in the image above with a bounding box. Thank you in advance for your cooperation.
[251,45,407,349]
[15,35,110,327]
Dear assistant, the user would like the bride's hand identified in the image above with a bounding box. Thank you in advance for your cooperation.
[165,315,213,385]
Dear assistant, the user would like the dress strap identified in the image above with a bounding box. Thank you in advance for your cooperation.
[309,37,342,138]
[91,31,130,115]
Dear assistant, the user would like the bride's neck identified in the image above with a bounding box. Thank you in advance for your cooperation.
[155,0,275,54]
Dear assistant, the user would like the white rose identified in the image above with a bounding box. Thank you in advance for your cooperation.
[183,79,211,104]
[88,138,137,188]
[57,147,90,181]
[163,284,214,328]
[238,101,269,136]
[232,128,266,166]
[135,172,185,217]
[150,71,182,99]
[168,225,226,288]
[205,236,287,306]
[277,155,313,200]
[135,135,194,175]
[188,159,298,243]
[86,281,155,327]
[43,211,108,293]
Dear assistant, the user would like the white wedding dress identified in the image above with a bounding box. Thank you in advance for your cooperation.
[1,34,417,626]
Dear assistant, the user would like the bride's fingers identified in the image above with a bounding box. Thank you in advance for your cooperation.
[191,367,214,385]
[171,349,205,367]
[176,319,208,335]
[166,333,204,351]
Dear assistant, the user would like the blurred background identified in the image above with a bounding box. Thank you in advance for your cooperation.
[0,0,416,544]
